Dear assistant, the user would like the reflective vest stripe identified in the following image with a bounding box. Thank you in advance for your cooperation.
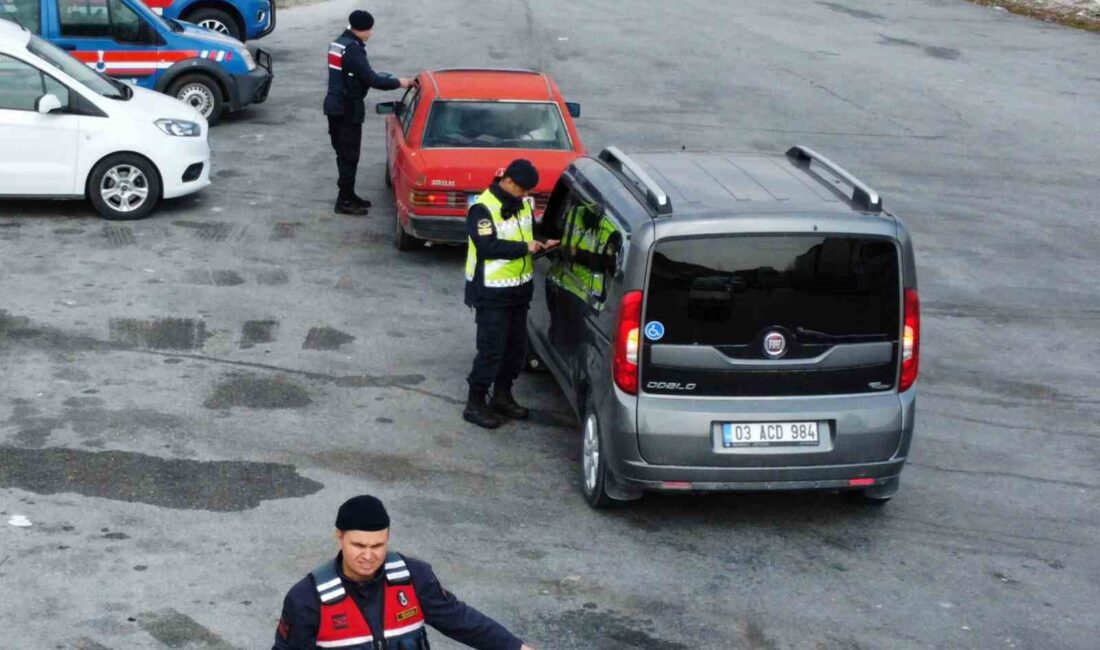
[465,189,534,287]
[315,576,342,591]
[383,620,426,638]
[317,636,375,648]
[319,587,346,603]
[384,560,405,570]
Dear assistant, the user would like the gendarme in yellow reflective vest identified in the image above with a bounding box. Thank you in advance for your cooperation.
[465,188,534,288]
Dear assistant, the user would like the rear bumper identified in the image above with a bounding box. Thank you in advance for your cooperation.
[227,49,273,111]
[600,386,916,494]
[614,458,906,492]
[407,212,466,243]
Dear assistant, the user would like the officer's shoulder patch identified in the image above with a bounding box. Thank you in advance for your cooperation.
[476,219,493,236]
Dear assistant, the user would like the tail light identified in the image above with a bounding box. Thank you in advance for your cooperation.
[409,189,466,209]
[899,288,920,391]
[613,290,643,394]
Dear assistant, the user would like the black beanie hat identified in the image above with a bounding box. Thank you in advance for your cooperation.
[335,495,390,531]
[503,159,539,190]
[349,10,374,31]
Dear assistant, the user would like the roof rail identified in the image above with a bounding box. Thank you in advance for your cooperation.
[785,145,882,213]
[433,67,539,75]
[598,147,672,215]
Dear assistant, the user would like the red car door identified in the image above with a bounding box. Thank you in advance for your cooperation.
[388,85,420,201]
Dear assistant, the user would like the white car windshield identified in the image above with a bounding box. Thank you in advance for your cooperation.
[26,34,127,99]
[422,101,572,150]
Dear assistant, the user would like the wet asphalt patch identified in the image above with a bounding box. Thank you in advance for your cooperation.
[239,319,279,348]
[204,373,312,409]
[302,326,356,350]
[255,268,290,285]
[185,269,247,286]
[108,317,210,351]
[99,224,133,246]
[172,221,237,242]
[137,608,239,649]
[0,447,322,511]
[0,311,111,352]
[538,608,689,650]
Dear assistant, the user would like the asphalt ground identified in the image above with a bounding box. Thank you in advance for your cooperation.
[1,0,1098,648]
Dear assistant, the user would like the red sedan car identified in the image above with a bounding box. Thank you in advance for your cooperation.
[376,68,586,250]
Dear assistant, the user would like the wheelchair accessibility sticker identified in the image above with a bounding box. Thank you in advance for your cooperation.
[644,321,665,341]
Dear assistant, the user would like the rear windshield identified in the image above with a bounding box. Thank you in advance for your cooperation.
[422,101,571,150]
[646,235,900,346]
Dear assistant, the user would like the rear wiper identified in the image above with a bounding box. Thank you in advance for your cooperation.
[794,327,886,342]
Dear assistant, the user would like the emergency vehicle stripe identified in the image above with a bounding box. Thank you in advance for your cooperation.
[216,50,225,62]
[382,621,426,638]
[315,577,342,592]
[200,50,209,58]
[143,0,174,7]
[385,569,410,581]
[71,50,198,63]
[317,635,374,648]
[319,587,346,603]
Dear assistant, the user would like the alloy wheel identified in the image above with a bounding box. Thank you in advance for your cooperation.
[99,165,150,214]
[583,414,600,494]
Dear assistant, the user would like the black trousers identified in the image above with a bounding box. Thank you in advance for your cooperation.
[467,305,529,395]
[327,115,362,199]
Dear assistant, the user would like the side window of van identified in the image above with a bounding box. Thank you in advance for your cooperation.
[2,0,41,33]
[0,54,70,111]
[59,0,149,44]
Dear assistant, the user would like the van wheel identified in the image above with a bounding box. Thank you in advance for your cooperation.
[394,213,418,251]
[186,8,242,40]
[87,154,161,221]
[581,412,617,509]
[168,74,224,124]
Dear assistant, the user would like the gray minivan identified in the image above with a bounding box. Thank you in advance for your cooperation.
[528,146,920,508]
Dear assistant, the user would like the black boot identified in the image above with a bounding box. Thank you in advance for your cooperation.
[490,386,529,419]
[463,388,502,429]
[350,193,373,209]
[334,199,369,216]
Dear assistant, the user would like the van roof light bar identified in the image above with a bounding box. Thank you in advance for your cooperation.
[785,145,882,213]
[598,146,672,215]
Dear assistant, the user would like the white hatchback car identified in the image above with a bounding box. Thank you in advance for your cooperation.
[0,19,210,220]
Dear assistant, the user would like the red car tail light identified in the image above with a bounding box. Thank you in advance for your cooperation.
[899,288,920,392]
[613,290,643,394]
[409,189,466,209]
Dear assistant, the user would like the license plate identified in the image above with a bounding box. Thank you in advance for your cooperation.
[466,194,479,208]
[721,422,819,448]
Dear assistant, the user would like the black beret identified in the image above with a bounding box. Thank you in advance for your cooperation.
[335,495,390,531]
[349,10,374,31]
[503,159,539,190]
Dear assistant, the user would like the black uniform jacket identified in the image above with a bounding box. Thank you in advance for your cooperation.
[274,553,523,650]
[324,30,401,122]
[464,183,535,309]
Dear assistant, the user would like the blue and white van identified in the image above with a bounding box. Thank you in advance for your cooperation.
[1,0,272,122]
[142,0,274,42]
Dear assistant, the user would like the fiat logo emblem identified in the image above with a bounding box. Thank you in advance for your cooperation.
[763,331,786,358]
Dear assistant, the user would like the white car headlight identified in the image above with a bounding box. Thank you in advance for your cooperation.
[155,119,201,137]
[240,48,257,71]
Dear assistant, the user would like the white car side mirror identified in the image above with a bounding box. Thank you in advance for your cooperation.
[36,94,63,114]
